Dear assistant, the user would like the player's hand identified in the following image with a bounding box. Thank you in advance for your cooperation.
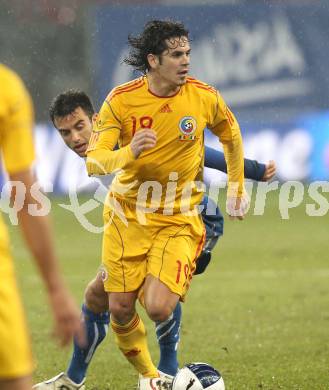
[130,129,157,158]
[262,160,276,181]
[226,191,250,220]
[48,286,86,347]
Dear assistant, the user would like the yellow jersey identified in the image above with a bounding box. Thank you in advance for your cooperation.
[0,64,35,242]
[87,76,244,213]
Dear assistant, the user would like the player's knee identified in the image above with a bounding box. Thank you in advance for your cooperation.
[144,281,178,321]
[108,300,135,324]
[146,302,173,322]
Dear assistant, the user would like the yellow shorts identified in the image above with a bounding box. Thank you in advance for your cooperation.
[101,198,205,300]
[0,241,33,379]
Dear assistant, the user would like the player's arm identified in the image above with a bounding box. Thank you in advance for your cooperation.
[9,169,83,346]
[86,98,156,175]
[208,92,248,218]
[205,145,274,181]
[86,127,134,175]
[86,96,132,176]
[2,71,83,346]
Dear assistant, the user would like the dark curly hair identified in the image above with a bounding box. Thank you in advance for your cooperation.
[49,89,94,125]
[124,19,189,74]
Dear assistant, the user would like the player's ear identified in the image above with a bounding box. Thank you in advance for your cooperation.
[92,113,98,123]
[147,53,159,70]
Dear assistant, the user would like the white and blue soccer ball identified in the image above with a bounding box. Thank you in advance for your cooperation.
[172,363,225,390]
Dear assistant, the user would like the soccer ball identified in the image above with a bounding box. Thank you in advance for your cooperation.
[172,362,225,390]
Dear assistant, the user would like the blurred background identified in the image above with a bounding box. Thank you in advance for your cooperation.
[1,0,329,193]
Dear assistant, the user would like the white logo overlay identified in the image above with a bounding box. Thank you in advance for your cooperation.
[0,166,328,233]
[57,157,138,233]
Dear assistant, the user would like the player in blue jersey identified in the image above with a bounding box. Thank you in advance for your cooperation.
[33,90,275,389]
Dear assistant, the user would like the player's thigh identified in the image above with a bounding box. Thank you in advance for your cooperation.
[0,246,33,380]
[147,222,205,300]
[102,205,150,293]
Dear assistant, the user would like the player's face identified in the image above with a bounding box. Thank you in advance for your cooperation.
[54,107,93,157]
[158,36,190,87]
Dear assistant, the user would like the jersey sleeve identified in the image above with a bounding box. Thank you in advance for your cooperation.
[86,94,134,175]
[244,159,266,181]
[207,91,245,197]
[1,70,35,174]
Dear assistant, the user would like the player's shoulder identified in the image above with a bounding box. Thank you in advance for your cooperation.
[0,63,26,93]
[105,76,146,103]
[0,64,31,119]
[0,63,15,82]
[185,76,218,97]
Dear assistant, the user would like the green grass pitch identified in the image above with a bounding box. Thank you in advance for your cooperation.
[7,189,329,389]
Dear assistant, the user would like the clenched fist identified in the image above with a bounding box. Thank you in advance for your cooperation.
[130,129,157,158]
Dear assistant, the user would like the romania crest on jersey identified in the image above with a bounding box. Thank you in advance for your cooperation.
[178,116,197,140]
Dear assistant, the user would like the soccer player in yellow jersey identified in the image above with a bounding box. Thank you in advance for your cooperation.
[33,90,275,390]
[0,64,83,390]
[86,20,249,389]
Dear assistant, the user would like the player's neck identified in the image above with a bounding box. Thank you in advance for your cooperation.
[146,73,180,97]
